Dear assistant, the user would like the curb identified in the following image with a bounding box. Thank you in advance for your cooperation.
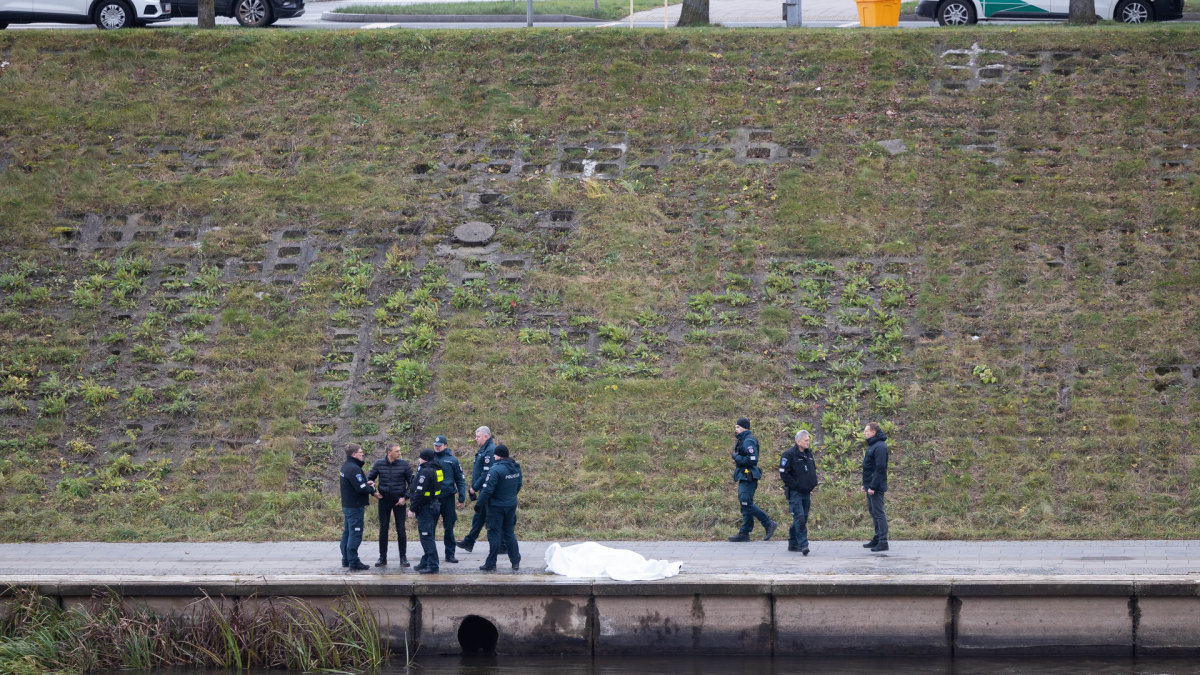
[322,12,604,22]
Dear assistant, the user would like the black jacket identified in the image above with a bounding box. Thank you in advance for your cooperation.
[339,456,375,508]
[470,437,496,492]
[435,448,467,501]
[862,431,889,493]
[407,459,444,513]
[368,457,412,499]
[780,444,818,494]
[732,430,762,482]
[478,457,522,508]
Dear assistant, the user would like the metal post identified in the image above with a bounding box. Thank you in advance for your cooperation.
[629,0,633,28]
[527,0,533,26]
[784,0,802,26]
[664,0,668,28]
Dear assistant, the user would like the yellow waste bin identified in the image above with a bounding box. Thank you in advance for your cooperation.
[855,0,900,26]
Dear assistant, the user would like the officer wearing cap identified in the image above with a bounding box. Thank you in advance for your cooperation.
[728,417,778,542]
[477,444,522,572]
[432,434,466,564]
[407,448,444,574]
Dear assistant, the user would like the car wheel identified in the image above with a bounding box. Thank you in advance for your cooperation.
[235,0,273,26]
[1115,0,1152,22]
[937,0,976,24]
[94,0,134,28]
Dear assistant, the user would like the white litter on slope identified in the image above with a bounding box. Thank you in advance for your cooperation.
[545,542,682,581]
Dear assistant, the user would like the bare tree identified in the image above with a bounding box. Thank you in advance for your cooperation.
[676,0,709,25]
[198,0,215,27]
[1067,0,1097,24]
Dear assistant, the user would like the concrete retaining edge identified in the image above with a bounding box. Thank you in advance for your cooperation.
[4,575,1200,656]
[321,12,604,23]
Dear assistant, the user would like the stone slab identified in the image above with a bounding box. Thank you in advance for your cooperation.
[594,594,770,654]
[417,594,590,655]
[956,596,1132,653]
[775,595,949,655]
[1137,597,1200,652]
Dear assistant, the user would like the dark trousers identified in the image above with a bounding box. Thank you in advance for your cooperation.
[484,504,520,567]
[462,499,487,545]
[788,491,811,550]
[340,506,365,566]
[416,502,442,571]
[867,491,888,543]
[377,493,407,560]
[737,480,771,535]
[437,493,458,557]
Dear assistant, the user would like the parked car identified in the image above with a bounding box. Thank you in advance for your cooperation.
[0,0,171,28]
[169,0,302,26]
[917,0,1183,24]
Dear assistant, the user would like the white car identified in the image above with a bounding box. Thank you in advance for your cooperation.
[916,0,1183,24]
[0,0,172,29]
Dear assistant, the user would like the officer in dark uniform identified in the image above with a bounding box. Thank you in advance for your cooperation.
[407,448,444,574]
[728,417,778,542]
[476,444,522,572]
[368,442,413,567]
[338,443,376,571]
[457,425,497,553]
[432,434,467,564]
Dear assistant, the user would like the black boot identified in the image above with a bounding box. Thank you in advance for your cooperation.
[863,538,878,548]
[763,520,778,541]
[399,556,410,567]
[870,542,889,552]
[727,533,750,542]
[374,557,387,567]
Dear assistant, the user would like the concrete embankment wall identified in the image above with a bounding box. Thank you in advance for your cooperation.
[6,576,1200,656]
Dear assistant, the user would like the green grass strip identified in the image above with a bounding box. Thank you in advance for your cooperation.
[334,0,665,19]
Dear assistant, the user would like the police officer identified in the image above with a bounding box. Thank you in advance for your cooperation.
[457,426,498,553]
[779,430,818,555]
[407,448,444,574]
[477,444,522,572]
[338,443,376,571]
[368,442,413,568]
[728,417,778,542]
[432,434,466,564]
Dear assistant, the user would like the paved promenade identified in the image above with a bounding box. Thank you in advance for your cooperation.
[1,540,1198,578]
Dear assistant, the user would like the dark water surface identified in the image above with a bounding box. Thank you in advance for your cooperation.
[131,654,1200,674]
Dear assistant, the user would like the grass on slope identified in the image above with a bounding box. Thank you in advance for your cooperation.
[0,27,1197,544]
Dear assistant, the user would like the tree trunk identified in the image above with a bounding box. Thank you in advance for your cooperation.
[1066,0,1097,24]
[198,0,216,27]
[676,0,709,25]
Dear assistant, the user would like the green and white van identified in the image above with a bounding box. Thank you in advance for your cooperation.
[916,0,1183,24]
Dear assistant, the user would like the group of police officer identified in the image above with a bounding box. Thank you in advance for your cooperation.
[338,426,523,574]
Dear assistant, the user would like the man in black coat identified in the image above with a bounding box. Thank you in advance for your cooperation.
[861,422,890,552]
[779,429,818,555]
[477,444,522,572]
[368,442,413,567]
[338,443,376,571]
[407,449,444,574]
[728,418,778,542]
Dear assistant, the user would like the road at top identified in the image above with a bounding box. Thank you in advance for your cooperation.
[1,540,1198,577]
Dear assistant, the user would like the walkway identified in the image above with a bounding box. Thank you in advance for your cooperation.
[2,540,1198,578]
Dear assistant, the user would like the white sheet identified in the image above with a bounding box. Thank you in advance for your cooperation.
[543,542,682,581]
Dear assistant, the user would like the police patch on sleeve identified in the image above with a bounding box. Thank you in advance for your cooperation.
[780,458,788,466]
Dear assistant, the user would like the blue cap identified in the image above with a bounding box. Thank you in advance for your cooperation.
[433,435,447,446]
